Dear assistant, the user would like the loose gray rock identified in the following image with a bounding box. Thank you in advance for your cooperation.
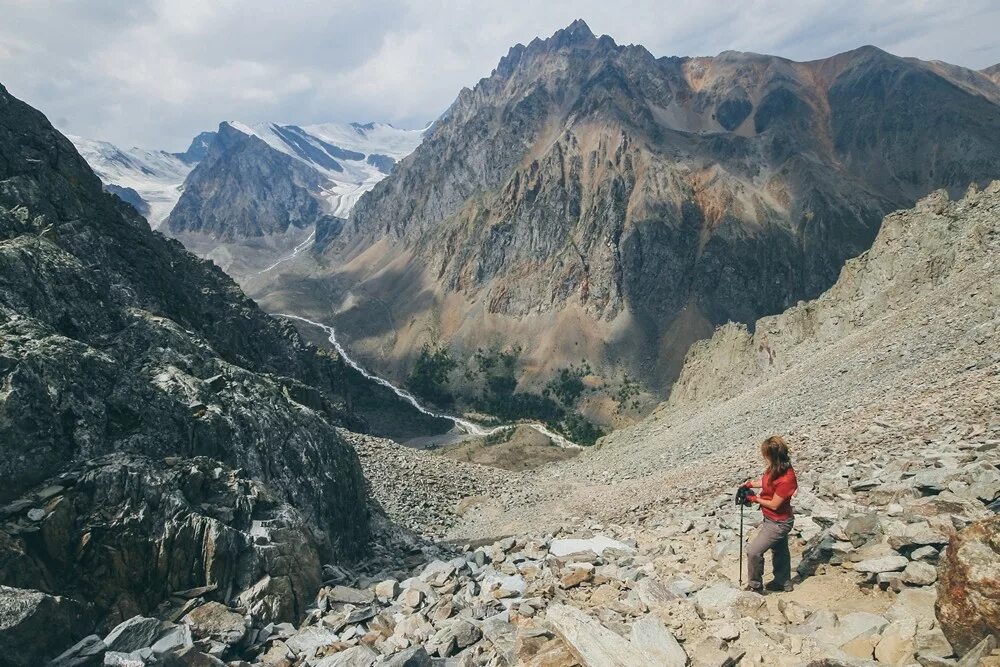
[49,634,106,667]
[853,555,908,574]
[901,561,937,586]
[630,615,686,666]
[103,616,162,653]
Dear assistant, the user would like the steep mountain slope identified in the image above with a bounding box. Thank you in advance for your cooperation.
[0,81,446,548]
[269,21,1000,403]
[982,63,1000,86]
[67,134,196,227]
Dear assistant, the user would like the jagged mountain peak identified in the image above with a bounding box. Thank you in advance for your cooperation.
[547,18,598,46]
[164,117,428,242]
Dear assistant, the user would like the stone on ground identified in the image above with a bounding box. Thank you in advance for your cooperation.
[630,615,686,666]
[545,604,648,667]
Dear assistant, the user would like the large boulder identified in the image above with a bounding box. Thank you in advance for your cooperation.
[544,604,648,666]
[936,513,1000,655]
[0,586,94,665]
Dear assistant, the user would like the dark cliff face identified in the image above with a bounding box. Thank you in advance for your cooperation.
[166,122,332,239]
[320,22,1000,392]
[0,83,444,557]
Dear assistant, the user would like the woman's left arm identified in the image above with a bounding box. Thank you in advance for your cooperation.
[751,493,786,511]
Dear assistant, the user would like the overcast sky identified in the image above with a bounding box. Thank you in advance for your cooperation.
[2,0,998,151]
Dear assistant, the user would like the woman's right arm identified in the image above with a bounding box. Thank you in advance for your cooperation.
[743,477,762,489]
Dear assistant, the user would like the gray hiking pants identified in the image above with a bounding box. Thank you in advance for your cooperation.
[746,516,794,588]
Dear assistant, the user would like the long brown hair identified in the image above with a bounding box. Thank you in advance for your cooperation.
[761,435,792,479]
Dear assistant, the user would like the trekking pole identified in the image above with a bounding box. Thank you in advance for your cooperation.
[739,501,744,586]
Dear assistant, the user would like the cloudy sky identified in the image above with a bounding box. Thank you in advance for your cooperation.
[2,0,998,151]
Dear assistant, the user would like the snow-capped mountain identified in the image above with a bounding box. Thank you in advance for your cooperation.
[165,120,430,242]
[67,135,197,228]
[221,120,429,216]
[71,120,428,237]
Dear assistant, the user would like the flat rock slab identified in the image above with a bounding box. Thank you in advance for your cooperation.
[630,615,687,667]
[549,536,636,558]
[813,612,889,648]
[285,625,340,657]
[327,585,375,605]
[103,615,163,653]
[854,555,908,573]
[693,581,742,619]
[312,644,378,666]
[545,604,648,667]
[887,588,937,625]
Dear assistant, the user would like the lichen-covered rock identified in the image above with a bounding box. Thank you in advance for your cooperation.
[0,585,94,665]
[937,513,1000,655]
[182,601,247,645]
[0,455,323,632]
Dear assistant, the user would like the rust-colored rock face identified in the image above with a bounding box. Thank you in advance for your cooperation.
[936,513,1000,655]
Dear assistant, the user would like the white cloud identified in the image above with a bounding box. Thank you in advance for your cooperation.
[1,0,997,150]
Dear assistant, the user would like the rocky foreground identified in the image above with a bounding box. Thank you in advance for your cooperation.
[7,422,996,666]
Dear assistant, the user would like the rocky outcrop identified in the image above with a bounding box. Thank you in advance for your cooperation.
[937,513,1000,655]
[284,20,1000,396]
[666,182,1000,409]
[0,455,323,628]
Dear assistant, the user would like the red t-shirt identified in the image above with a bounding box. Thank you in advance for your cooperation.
[759,467,797,521]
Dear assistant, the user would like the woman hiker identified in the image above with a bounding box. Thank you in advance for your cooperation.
[741,435,798,592]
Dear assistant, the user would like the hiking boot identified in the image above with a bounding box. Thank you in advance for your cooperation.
[743,584,764,593]
[765,580,793,592]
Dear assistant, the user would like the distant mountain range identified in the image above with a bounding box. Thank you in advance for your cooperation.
[68,120,428,234]
[249,19,1000,413]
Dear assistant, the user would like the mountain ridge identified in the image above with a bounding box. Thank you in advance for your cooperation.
[252,22,1000,416]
